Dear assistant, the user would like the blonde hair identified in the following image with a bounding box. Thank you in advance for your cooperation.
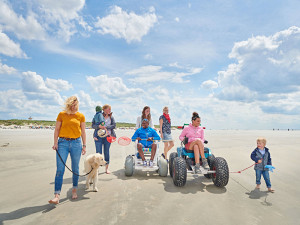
[102,104,111,111]
[163,106,168,112]
[64,96,79,114]
[257,137,267,145]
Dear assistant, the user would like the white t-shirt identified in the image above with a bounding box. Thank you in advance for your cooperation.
[135,116,154,129]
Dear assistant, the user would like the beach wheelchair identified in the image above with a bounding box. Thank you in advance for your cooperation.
[169,138,229,187]
[124,140,168,177]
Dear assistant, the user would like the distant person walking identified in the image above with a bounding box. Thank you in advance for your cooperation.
[49,96,86,204]
[159,106,174,160]
[136,106,154,129]
[92,104,116,174]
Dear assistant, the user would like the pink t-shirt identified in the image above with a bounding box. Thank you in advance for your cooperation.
[179,124,204,143]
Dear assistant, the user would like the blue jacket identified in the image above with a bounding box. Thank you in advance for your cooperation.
[131,127,160,146]
[93,111,105,124]
[250,147,272,171]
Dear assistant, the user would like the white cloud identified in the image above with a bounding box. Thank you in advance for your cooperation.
[126,65,203,83]
[201,80,218,89]
[0,31,27,58]
[86,74,144,99]
[0,89,61,120]
[0,0,88,42]
[42,40,116,66]
[35,0,86,42]
[0,61,17,74]
[21,71,63,104]
[217,26,300,114]
[94,6,157,43]
[77,90,101,109]
[175,17,180,22]
[45,78,73,91]
[0,0,46,40]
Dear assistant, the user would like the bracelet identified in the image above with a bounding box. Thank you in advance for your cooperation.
[83,144,86,147]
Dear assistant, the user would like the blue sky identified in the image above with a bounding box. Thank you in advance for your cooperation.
[1,0,300,129]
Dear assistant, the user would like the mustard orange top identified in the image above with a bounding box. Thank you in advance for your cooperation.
[57,111,85,139]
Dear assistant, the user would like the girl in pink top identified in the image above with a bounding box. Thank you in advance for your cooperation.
[179,112,209,173]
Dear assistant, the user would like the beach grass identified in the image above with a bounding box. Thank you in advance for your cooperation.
[0,119,137,128]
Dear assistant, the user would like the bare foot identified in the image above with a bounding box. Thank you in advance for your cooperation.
[48,197,59,205]
[268,188,275,193]
[106,170,111,174]
[72,189,78,199]
[256,185,260,189]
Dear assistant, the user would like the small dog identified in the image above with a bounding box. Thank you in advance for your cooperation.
[84,153,106,192]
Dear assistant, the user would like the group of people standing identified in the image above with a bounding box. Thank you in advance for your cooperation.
[48,97,176,204]
[48,96,274,205]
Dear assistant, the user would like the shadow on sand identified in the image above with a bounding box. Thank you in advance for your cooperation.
[112,168,227,195]
[0,184,91,225]
[246,188,272,206]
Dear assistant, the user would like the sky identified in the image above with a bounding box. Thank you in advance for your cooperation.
[0,0,300,129]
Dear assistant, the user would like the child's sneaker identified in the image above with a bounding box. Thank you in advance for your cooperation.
[149,160,154,167]
[202,158,209,170]
[143,160,147,167]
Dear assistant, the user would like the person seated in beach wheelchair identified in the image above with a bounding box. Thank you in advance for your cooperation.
[169,136,229,187]
[124,119,168,177]
[169,112,229,187]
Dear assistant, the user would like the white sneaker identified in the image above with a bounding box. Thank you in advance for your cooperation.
[143,160,147,167]
[149,160,154,167]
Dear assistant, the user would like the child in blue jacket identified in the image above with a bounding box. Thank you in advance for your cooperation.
[250,137,275,193]
[92,106,106,141]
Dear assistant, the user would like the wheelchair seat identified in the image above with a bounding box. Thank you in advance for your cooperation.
[182,147,210,158]
[136,147,152,159]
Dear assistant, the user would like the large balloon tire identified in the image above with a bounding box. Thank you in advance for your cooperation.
[125,155,134,176]
[204,154,216,179]
[211,157,229,187]
[158,157,168,177]
[172,157,187,187]
[169,152,178,178]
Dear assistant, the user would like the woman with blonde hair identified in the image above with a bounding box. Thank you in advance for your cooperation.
[159,106,174,160]
[49,96,86,204]
[135,106,154,129]
[92,104,116,174]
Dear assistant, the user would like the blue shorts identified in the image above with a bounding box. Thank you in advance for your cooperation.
[139,143,153,148]
[162,132,172,142]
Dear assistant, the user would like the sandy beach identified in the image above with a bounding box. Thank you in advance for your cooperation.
[0,129,299,225]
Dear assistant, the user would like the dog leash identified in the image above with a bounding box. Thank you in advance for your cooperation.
[55,149,93,177]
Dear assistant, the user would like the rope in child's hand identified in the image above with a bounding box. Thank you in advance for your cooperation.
[230,163,258,173]
[230,159,275,173]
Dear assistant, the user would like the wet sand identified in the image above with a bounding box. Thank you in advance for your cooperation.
[0,129,299,225]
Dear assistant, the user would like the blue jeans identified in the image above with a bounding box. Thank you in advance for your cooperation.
[95,137,111,164]
[256,169,271,188]
[54,138,82,194]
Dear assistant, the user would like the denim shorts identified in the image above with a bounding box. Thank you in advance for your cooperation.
[162,132,172,142]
